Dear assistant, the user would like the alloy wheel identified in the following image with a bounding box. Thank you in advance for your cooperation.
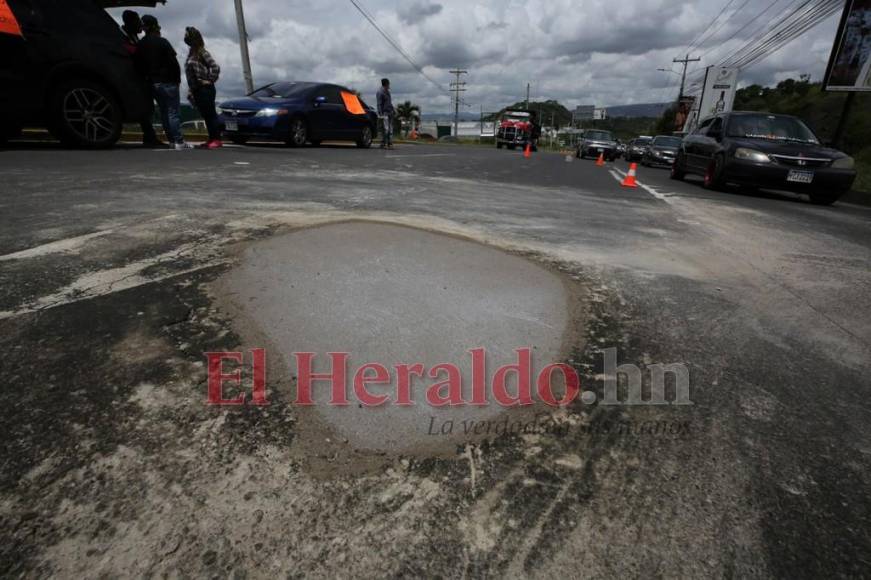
[63,88,116,144]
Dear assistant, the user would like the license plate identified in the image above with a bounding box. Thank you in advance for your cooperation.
[225,119,238,132]
[597,148,604,153]
[787,170,814,184]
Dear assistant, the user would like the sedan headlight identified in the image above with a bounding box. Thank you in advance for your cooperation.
[831,156,855,170]
[255,108,288,117]
[734,147,771,163]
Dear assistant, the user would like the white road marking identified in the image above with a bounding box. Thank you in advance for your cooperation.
[0,231,112,262]
[610,168,671,203]
[385,154,456,159]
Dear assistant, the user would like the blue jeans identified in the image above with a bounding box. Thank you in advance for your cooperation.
[153,83,182,144]
[381,115,393,146]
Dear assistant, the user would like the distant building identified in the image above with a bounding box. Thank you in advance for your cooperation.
[593,108,608,120]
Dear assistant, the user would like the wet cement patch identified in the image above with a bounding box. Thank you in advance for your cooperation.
[217,221,574,453]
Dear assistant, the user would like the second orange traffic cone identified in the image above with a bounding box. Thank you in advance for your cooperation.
[524,142,532,158]
[596,152,605,167]
[622,163,639,188]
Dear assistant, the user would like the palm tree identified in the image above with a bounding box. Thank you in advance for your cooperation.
[395,101,421,136]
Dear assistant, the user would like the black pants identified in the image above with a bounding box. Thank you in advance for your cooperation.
[193,85,220,141]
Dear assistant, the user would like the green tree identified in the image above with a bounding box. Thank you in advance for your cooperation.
[395,101,421,136]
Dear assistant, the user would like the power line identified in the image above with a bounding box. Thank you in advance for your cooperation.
[348,0,446,92]
[684,0,738,54]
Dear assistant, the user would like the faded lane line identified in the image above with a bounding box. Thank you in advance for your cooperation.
[385,154,456,159]
[0,231,112,262]
[610,168,671,203]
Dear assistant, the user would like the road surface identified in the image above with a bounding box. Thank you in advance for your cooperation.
[1,142,870,578]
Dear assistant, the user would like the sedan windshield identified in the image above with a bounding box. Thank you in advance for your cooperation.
[251,82,312,98]
[586,131,613,141]
[727,114,819,144]
[653,136,682,148]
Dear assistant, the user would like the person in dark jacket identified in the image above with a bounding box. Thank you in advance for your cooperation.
[121,10,161,147]
[136,15,191,149]
[184,27,222,149]
[376,78,395,149]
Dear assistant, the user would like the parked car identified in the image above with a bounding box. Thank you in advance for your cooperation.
[625,137,653,162]
[642,135,682,168]
[218,82,378,148]
[576,130,618,161]
[671,111,857,205]
[0,0,161,148]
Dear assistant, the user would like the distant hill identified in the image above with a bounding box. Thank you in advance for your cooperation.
[606,103,671,118]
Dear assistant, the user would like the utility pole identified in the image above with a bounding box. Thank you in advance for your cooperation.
[234,0,254,94]
[673,54,701,101]
[449,68,467,138]
[526,83,531,109]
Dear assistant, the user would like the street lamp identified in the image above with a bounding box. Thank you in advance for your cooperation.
[657,68,681,76]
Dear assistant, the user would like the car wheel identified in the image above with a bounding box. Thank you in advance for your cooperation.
[230,136,249,145]
[286,117,308,147]
[50,79,122,148]
[356,126,373,149]
[704,155,726,190]
[497,142,503,149]
[809,193,840,206]
[670,152,686,181]
[507,144,516,150]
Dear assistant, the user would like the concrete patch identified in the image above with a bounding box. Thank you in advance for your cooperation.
[217,221,573,453]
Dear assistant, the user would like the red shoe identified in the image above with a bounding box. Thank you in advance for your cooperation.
[207,139,223,149]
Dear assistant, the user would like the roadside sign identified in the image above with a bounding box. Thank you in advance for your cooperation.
[824,0,871,92]
[0,0,22,37]
[684,67,739,133]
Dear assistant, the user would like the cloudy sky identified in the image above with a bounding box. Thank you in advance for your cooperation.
[111,0,844,113]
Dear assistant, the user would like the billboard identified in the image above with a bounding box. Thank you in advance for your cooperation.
[824,0,871,91]
[682,67,739,134]
[697,66,739,118]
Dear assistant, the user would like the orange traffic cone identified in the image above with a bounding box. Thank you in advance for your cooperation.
[524,143,532,158]
[596,152,605,167]
[622,163,639,188]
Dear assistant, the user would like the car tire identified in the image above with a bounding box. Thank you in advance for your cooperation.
[0,124,21,147]
[50,79,123,148]
[497,142,503,149]
[671,153,686,181]
[356,126,373,149]
[230,136,249,145]
[507,144,516,150]
[285,117,308,147]
[704,155,727,191]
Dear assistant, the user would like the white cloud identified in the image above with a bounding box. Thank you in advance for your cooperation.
[113,0,844,113]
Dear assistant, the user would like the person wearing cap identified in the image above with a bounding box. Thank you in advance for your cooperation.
[136,15,192,150]
[120,10,161,147]
[184,27,222,149]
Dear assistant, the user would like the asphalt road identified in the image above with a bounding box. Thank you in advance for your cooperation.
[1,141,870,578]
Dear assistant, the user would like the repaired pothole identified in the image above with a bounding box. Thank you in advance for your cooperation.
[216,221,576,454]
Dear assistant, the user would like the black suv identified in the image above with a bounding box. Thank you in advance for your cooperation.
[0,0,163,148]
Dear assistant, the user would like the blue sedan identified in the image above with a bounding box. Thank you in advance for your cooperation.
[218,81,379,148]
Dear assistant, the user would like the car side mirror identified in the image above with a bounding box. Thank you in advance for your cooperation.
[314,96,327,107]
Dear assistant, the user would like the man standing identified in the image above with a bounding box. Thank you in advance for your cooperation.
[376,78,395,150]
[121,10,161,147]
[136,15,192,150]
